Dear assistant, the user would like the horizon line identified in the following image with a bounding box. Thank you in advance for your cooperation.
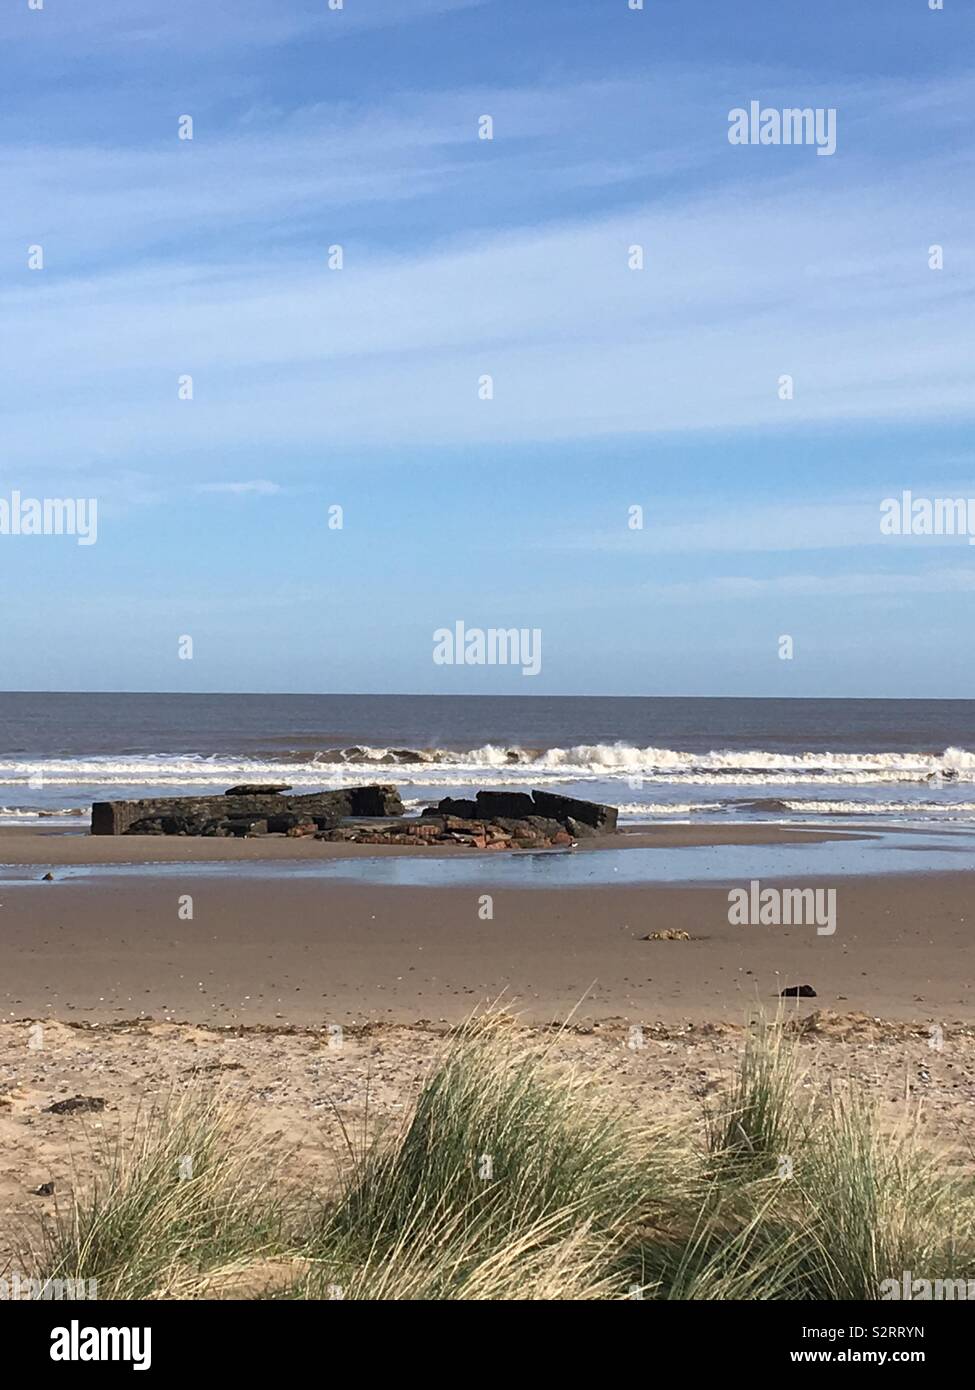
[1,690,973,703]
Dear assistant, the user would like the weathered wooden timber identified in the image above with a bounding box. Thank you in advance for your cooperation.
[90,785,404,835]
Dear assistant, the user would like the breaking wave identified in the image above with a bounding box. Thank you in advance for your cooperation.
[1,743,973,789]
[759,798,975,817]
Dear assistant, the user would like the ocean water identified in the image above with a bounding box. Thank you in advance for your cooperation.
[2,692,975,829]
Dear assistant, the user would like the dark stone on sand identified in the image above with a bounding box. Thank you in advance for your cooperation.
[565,817,598,838]
[44,1096,106,1116]
[531,790,617,832]
[474,791,537,819]
[780,984,817,998]
[223,818,268,838]
[127,813,212,836]
[424,790,617,836]
[319,813,573,850]
[422,798,478,819]
[491,815,565,838]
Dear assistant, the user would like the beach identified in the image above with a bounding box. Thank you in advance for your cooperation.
[0,823,972,1028]
[7,0,975,1326]
[2,695,974,1304]
[4,1009,975,1283]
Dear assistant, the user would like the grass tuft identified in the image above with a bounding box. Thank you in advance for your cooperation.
[21,1016,975,1301]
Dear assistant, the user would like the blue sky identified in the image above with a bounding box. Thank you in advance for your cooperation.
[1,0,973,697]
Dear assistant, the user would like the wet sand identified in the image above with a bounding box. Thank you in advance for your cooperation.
[0,821,869,864]
[0,825,970,1027]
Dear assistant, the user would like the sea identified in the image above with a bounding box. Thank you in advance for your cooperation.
[2,692,975,832]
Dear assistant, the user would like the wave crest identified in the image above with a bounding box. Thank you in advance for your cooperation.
[1,741,972,787]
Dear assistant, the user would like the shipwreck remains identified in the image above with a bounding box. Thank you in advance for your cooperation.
[90,784,404,836]
[89,784,618,849]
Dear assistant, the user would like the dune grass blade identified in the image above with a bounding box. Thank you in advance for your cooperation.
[707,1012,808,1181]
[796,1090,975,1300]
[314,1017,682,1297]
[24,1095,295,1300]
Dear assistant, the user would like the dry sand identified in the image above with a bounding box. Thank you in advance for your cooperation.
[2,1011,974,1272]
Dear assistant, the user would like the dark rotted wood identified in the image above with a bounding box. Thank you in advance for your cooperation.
[90,784,404,835]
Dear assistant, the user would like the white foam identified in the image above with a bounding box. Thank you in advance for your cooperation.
[0,742,972,791]
[779,798,975,816]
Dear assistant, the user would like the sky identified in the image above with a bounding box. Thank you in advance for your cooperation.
[1,0,973,697]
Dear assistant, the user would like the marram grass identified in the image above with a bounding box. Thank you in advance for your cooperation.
[20,1015,975,1301]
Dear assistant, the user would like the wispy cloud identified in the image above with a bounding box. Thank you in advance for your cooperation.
[195,481,282,496]
[2,121,972,468]
[3,7,974,695]
[541,487,975,557]
[3,58,971,470]
[6,0,490,53]
[641,568,975,603]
